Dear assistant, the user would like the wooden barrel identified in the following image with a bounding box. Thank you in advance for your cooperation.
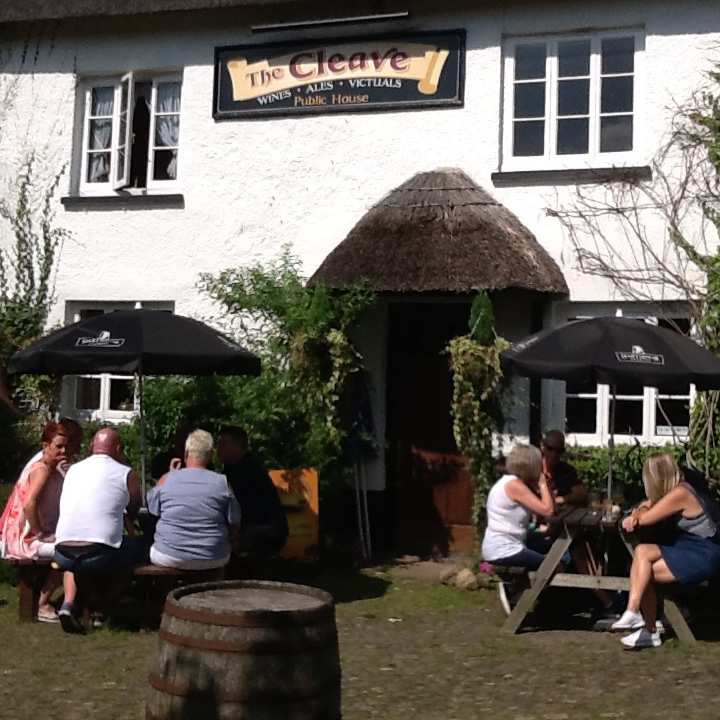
[146,580,341,720]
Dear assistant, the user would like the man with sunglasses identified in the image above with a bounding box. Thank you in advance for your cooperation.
[540,430,588,507]
[537,431,618,617]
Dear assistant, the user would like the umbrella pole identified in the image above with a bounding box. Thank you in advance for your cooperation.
[608,385,616,500]
[137,371,147,502]
[360,460,373,558]
[353,461,368,559]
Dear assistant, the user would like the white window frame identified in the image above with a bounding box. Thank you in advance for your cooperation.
[501,29,645,172]
[559,309,694,447]
[78,73,182,197]
[63,301,175,422]
[113,72,134,190]
[147,75,183,187]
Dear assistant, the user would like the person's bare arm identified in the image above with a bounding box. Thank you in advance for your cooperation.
[638,486,701,526]
[622,486,698,532]
[557,483,588,507]
[23,465,53,538]
[126,470,142,520]
[505,477,554,517]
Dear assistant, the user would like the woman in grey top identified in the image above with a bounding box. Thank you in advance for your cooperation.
[612,453,720,649]
[146,429,241,570]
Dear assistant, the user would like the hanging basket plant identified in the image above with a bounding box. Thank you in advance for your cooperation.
[447,292,508,552]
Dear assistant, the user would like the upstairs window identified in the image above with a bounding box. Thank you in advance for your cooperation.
[502,32,642,170]
[80,73,182,194]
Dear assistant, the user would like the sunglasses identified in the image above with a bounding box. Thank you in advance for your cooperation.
[544,445,565,453]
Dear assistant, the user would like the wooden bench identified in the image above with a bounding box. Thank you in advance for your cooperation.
[75,563,226,630]
[494,506,703,643]
[4,557,54,622]
[3,558,225,625]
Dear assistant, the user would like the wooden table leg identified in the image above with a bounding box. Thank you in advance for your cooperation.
[503,528,575,634]
[661,595,697,644]
[18,566,49,622]
[17,568,37,621]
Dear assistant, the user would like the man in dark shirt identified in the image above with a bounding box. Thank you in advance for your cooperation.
[540,430,588,506]
[539,430,616,614]
[151,421,195,480]
[217,426,288,554]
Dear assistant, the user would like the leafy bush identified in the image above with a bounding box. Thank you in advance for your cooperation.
[565,443,687,504]
[131,247,376,492]
[448,292,508,539]
[0,157,67,483]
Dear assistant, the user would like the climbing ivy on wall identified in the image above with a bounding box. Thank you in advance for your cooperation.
[447,292,508,551]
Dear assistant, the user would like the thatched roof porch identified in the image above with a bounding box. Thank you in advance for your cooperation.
[309,168,568,295]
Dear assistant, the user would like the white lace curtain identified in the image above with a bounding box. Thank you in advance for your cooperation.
[155,83,181,179]
[88,87,114,183]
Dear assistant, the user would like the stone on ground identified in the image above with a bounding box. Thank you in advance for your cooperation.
[455,568,480,590]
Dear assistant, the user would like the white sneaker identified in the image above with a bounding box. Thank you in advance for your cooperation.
[611,609,645,631]
[497,582,512,616]
[621,626,662,649]
[656,619,665,635]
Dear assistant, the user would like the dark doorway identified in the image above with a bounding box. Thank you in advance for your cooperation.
[386,302,475,555]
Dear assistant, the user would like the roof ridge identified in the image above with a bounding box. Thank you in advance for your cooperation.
[381,201,500,208]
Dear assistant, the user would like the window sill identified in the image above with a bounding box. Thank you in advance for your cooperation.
[491,166,652,187]
[61,193,185,211]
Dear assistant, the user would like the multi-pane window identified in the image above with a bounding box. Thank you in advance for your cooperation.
[80,74,182,194]
[503,32,641,168]
[563,315,693,445]
[64,302,174,421]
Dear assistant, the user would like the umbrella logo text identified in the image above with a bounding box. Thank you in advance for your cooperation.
[615,345,664,365]
[75,331,126,348]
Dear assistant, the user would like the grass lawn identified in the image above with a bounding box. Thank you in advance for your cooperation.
[1,568,719,719]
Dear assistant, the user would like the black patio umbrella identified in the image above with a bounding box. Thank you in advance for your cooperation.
[7,309,261,492]
[7,309,261,377]
[501,316,720,497]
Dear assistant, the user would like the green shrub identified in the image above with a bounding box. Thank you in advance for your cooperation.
[68,248,377,499]
[565,443,687,504]
[0,157,68,484]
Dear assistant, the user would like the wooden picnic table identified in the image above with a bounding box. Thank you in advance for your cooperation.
[502,505,697,643]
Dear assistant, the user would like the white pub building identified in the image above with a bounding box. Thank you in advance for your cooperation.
[0,0,716,551]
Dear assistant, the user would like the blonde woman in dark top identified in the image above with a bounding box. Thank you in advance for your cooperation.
[613,453,720,649]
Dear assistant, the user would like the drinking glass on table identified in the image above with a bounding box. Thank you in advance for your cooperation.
[611,483,625,511]
[601,497,614,520]
[589,492,602,512]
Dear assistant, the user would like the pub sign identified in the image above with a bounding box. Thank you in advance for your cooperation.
[214,30,465,119]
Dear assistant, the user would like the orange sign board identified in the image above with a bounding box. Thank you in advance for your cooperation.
[269,468,319,562]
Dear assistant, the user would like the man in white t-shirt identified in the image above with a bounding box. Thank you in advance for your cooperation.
[53,428,143,633]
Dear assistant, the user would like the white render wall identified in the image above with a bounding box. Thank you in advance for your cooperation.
[0,1,717,323]
[1,0,719,488]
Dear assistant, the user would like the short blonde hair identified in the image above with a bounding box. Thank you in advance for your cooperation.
[185,429,214,465]
[505,444,542,483]
[642,453,681,504]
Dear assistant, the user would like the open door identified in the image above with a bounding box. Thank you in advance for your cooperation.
[386,302,475,555]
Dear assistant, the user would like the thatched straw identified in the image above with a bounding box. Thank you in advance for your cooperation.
[309,168,568,294]
[0,0,280,23]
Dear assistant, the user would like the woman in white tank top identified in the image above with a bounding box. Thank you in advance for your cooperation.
[482,444,555,569]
